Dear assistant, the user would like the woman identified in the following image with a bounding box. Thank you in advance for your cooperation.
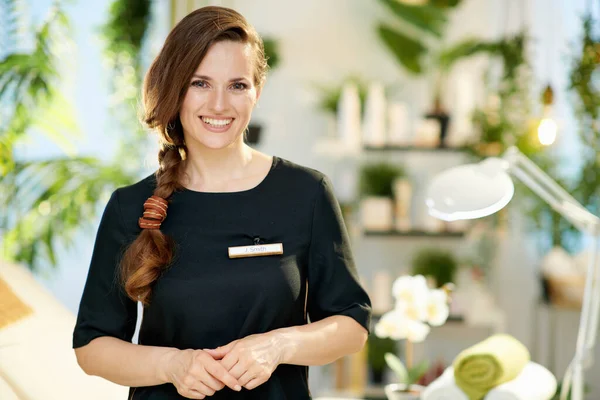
[73,6,371,400]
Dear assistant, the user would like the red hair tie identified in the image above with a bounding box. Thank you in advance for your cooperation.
[138,195,169,230]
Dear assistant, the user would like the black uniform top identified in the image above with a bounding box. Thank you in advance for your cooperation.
[72,156,372,400]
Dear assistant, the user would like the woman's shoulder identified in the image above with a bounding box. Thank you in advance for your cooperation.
[273,156,328,189]
[107,173,157,231]
[114,172,157,205]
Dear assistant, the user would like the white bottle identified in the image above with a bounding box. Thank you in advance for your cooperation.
[362,82,386,147]
[337,82,362,154]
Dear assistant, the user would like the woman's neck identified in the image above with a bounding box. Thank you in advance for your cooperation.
[179,141,259,191]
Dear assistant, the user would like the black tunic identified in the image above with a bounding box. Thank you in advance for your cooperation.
[72,157,372,399]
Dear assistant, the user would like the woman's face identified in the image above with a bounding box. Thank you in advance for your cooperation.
[180,40,261,150]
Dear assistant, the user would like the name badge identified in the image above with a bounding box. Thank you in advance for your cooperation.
[228,243,283,259]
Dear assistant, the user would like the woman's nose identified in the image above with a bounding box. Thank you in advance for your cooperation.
[207,88,228,112]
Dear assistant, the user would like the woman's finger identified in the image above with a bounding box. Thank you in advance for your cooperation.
[198,366,226,391]
[237,369,257,387]
[227,360,247,380]
[204,357,242,392]
[190,381,216,397]
[243,376,265,391]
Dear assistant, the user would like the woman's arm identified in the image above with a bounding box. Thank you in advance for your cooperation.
[75,336,179,386]
[75,336,241,392]
[274,315,368,366]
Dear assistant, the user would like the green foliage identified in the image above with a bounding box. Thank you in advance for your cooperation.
[377,24,428,74]
[385,352,429,389]
[376,0,504,79]
[367,334,397,373]
[411,248,457,287]
[99,0,152,160]
[2,158,134,271]
[569,16,600,223]
[1,1,144,271]
[101,0,151,57]
[262,37,280,70]
[359,162,405,198]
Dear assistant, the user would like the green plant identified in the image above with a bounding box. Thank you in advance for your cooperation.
[411,248,457,287]
[385,352,429,390]
[367,334,397,375]
[262,37,280,70]
[359,162,405,198]
[376,0,460,75]
[0,0,149,271]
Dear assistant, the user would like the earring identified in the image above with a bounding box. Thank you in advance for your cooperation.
[167,121,176,133]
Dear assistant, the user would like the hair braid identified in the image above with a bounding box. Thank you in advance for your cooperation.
[121,144,185,306]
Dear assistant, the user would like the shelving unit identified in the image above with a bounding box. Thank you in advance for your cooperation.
[363,229,465,238]
[363,145,468,152]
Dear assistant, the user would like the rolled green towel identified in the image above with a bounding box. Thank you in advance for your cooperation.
[453,334,530,400]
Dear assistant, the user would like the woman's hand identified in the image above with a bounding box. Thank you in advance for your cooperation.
[203,333,284,390]
[163,349,242,399]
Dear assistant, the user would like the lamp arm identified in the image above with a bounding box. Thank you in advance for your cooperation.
[503,147,600,235]
[501,148,600,400]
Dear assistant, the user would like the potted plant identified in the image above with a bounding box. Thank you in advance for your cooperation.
[384,353,429,400]
[358,162,405,231]
[375,275,451,400]
[411,248,458,288]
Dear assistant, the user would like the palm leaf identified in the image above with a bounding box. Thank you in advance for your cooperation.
[377,24,428,74]
[2,157,136,271]
[378,0,447,38]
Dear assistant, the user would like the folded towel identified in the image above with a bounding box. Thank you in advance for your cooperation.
[453,334,530,400]
[421,366,468,400]
[485,362,557,400]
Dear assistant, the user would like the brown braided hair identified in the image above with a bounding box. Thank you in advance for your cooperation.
[120,6,269,306]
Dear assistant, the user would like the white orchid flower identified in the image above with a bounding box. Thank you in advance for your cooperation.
[405,319,431,343]
[392,275,429,305]
[426,289,450,326]
[395,299,428,322]
[374,310,409,340]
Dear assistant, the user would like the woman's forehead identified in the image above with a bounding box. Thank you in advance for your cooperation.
[194,41,254,80]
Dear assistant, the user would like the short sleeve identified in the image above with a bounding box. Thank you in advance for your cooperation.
[307,176,372,333]
[73,189,138,348]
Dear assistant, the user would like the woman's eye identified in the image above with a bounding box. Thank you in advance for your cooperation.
[231,82,247,90]
[191,80,207,88]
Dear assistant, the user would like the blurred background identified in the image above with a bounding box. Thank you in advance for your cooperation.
[1,0,599,399]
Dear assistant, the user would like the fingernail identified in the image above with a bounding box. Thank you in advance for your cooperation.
[234,385,241,391]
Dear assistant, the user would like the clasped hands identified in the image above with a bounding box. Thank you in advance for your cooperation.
[169,332,285,399]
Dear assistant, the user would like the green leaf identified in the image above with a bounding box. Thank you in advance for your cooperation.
[430,0,462,7]
[385,352,408,384]
[407,360,429,384]
[378,0,446,38]
[437,38,500,71]
[377,24,427,74]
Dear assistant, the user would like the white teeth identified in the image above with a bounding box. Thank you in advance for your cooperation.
[202,117,232,127]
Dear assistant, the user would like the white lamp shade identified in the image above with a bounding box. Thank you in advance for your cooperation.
[425,158,515,221]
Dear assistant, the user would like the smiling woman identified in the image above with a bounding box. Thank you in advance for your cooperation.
[72,6,371,400]
[181,41,260,148]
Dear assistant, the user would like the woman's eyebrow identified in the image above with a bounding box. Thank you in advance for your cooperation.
[191,74,249,82]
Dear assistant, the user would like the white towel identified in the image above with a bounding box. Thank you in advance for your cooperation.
[420,366,468,400]
[420,362,556,400]
[485,362,557,400]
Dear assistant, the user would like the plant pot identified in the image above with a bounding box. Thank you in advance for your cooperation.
[424,111,450,148]
[384,383,425,400]
[245,124,262,144]
[361,197,393,231]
